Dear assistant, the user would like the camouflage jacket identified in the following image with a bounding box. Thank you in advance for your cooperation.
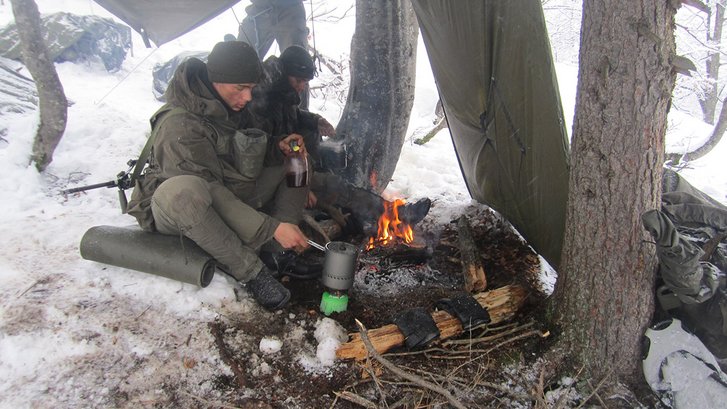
[126,57,279,243]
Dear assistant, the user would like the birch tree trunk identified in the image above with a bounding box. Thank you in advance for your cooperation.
[11,0,68,172]
[551,0,677,383]
[335,0,417,192]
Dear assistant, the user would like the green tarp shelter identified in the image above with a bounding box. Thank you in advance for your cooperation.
[411,1,570,266]
[91,0,571,266]
[92,0,241,47]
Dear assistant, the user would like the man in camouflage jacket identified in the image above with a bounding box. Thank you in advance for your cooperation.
[127,41,309,310]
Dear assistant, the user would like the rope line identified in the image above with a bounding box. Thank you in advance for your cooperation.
[94,48,158,105]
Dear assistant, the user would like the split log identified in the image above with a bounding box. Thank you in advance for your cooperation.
[336,284,528,361]
[457,215,487,292]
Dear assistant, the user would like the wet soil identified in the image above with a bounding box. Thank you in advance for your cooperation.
[203,205,559,408]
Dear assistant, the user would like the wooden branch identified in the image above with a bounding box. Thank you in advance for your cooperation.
[398,363,531,400]
[334,391,378,409]
[414,115,447,145]
[336,285,528,360]
[355,320,467,409]
[456,215,487,292]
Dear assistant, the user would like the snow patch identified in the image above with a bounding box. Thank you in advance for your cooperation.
[259,337,283,355]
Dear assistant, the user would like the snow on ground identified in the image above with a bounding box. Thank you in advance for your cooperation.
[0,1,726,407]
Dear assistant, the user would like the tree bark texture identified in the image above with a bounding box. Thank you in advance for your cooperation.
[335,0,417,192]
[552,1,677,382]
[11,0,68,172]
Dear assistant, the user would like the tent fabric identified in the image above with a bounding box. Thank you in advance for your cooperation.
[411,0,570,267]
[91,0,571,266]
[642,169,727,362]
[92,0,240,47]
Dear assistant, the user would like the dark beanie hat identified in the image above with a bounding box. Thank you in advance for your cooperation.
[206,41,262,84]
[280,45,316,80]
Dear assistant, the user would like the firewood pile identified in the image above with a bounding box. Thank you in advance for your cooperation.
[334,206,546,357]
[271,202,557,406]
[316,204,552,406]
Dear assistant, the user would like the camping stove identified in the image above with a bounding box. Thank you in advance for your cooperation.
[319,241,359,316]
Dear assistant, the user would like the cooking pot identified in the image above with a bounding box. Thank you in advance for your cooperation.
[309,240,359,291]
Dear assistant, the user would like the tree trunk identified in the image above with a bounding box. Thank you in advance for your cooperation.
[335,0,417,192]
[551,0,677,383]
[698,2,724,125]
[11,0,68,172]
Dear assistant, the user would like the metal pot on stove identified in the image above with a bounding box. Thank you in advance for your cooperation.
[309,240,359,315]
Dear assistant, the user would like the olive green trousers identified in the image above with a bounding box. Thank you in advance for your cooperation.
[150,165,308,282]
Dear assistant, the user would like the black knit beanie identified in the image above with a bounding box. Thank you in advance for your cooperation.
[280,45,316,80]
[206,41,262,84]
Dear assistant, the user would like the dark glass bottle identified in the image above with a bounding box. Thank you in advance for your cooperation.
[285,141,308,188]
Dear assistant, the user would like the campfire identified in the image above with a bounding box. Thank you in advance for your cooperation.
[366,198,414,250]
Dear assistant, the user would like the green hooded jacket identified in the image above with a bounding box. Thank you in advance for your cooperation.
[126,57,279,242]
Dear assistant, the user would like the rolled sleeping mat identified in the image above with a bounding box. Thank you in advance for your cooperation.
[80,225,216,287]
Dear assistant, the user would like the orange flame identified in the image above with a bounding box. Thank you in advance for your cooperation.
[366,199,414,250]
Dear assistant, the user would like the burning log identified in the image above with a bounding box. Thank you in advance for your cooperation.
[381,245,430,267]
[457,215,487,292]
[336,284,528,361]
[366,198,414,250]
[364,241,431,268]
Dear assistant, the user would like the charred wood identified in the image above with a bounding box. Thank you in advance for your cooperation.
[364,244,432,268]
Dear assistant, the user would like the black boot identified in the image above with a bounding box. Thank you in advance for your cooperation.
[260,250,323,280]
[246,268,290,310]
[399,198,432,225]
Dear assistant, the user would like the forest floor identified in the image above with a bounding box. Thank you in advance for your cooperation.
[2,203,667,408]
[196,205,665,409]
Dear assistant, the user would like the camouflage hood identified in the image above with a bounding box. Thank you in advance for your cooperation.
[163,57,241,123]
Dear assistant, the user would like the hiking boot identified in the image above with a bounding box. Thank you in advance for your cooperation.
[399,198,432,225]
[260,250,323,280]
[246,268,290,310]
